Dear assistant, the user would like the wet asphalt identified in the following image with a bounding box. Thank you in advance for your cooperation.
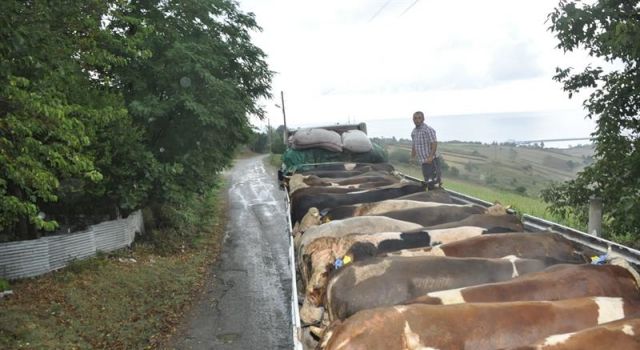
[169,155,293,350]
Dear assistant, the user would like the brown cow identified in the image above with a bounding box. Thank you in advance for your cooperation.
[297,209,523,255]
[290,182,425,224]
[287,173,400,194]
[405,260,640,306]
[300,226,497,324]
[510,317,640,350]
[323,255,558,323]
[385,231,597,263]
[394,188,452,203]
[323,200,473,221]
[298,162,395,174]
[319,297,640,350]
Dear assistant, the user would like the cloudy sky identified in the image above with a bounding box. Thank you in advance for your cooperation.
[238,0,595,132]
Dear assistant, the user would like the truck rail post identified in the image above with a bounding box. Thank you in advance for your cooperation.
[588,196,603,237]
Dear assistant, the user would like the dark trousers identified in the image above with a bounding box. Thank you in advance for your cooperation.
[421,157,441,190]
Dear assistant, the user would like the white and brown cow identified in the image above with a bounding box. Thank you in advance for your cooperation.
[295,216,423,260]
[511,317,640,350]
[385,231,597,263]
[321,200,476,221]
[290,182,425,224]
[319,255,558,324]
[287,173,401,195]
[405,260,640,306]
[299,226,496,321]
[319,297,640,350]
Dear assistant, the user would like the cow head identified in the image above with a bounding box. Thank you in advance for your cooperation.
[287,173,309,194]
[299,207,322,233]
[485,202,511,216]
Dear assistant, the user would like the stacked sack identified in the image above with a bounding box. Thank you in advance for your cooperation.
[284,128,383,172]
[290,129,372,153]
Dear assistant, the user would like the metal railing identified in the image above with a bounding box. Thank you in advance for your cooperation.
[0,211,143,280]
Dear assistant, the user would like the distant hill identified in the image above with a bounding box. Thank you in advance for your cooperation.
[382,139,594,197]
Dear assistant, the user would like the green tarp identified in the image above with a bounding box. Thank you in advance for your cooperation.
[282,143,388,173]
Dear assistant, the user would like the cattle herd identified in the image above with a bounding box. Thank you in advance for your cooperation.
[284,162,640,350]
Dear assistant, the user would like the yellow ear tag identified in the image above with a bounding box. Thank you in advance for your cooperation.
[343,255,352,265]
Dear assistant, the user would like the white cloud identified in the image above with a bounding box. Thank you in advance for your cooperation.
[240,0,598,130]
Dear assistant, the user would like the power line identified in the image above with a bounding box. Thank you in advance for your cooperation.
[369,0,393,22]
[399,0,420,17]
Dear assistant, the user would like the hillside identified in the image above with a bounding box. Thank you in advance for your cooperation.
[384,141,595,197]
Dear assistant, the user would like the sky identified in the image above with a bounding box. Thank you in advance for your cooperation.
[237,0,596,133]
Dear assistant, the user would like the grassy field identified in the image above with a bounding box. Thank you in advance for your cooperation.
[391,145,589,232]
[388,142,594,196]
[0,187,228,349]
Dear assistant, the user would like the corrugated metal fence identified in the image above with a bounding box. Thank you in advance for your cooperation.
[0,211,144,280]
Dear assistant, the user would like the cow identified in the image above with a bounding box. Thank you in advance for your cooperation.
[296,163,395,179]
[297,210,525,261]
[319,297,640,350]
[385,231,596,263]
[295,216,423,253]
[511,317,640,350]
[287,172,400,194]
[322,255,559,323]
[300,226,511,325]
[322,200,474,221]
[405,259,640,306]
[394,188,453,203]
[290,182,425,224]
[298,162,395,174]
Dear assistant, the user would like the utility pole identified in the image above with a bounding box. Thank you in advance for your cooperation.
[267,118,272,153]
[280,91,288,144]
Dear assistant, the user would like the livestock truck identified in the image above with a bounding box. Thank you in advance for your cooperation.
[279,123,640,350]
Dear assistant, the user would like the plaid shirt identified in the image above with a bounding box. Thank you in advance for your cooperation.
[411,123,437,162]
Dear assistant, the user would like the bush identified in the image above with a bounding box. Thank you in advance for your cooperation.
[515,186,527,195]
[449,166,460,177]
[464,162,477,172]
[439,157,449,171]
[389,149,411,164]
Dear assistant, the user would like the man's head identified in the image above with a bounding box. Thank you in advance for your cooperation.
[413,111,425,127]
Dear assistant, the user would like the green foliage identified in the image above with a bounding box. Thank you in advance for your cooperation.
[140,182,222,255]
[389,148,411,163]
[0,1,131,237]
[0,278,9,292]
[0,0,271,240]
[270,125,288,154]
[545,0,640,246]
[115,0,272,205]
[248,130,269,153]
[514,186,527,195]
[439,157,449,171]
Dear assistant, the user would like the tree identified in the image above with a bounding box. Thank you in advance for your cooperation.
[115,0,272,205]
[0,1,137,238]
[542,0,640,247]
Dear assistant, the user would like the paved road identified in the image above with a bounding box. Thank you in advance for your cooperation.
[170,155,292,349]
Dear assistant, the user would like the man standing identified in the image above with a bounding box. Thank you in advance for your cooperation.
[411,111,440,189]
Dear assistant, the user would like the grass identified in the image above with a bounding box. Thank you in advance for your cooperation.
[269,153,283,169]
[0,185,228,349]
[388,142,593,195]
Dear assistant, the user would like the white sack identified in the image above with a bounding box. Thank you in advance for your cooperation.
[341,130,372,153]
